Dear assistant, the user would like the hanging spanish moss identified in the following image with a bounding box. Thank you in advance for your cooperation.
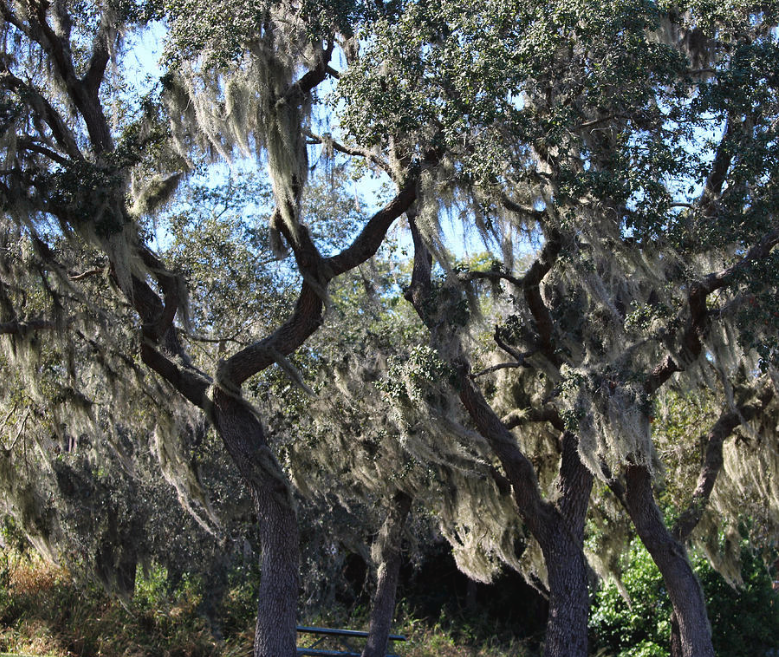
[163,3,327,255]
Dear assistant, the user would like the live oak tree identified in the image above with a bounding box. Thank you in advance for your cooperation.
[0,181,262,599]
[581,379,777,654]
[332,1,777,656]
[0,1,423,655]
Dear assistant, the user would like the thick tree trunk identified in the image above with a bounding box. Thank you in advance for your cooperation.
[212,388,299,657]
[362,491,413,657]
[624,465,715,657]
[535,432,593,657]
[538,529,590,657]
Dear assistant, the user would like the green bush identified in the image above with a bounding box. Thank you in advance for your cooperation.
[589,537,778,657]
[589,540,671,656]
[695,547,778,657]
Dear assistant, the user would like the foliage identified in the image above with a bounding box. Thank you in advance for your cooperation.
[589,537,779,657]
[589,539,673,656]
[0,551,223,657]
[0,546,546,656]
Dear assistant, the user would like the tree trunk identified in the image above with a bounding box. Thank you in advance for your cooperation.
[362,491,413,657]
[670,610,684,657]
[666,391,773,657]
[457,377,593,657]
[212,388,299,657]
[535,432,593,657]
[404,216,592,657]
[538,528,590,657]
[624,465,715,657]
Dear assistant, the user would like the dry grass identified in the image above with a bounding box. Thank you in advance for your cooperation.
[0,552,223,657]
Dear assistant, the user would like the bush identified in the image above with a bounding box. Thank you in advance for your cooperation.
[589,537,778,657]
[589,540,671,656]
[696,546,778,657]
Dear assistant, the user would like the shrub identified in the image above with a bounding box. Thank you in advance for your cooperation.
[589,537,778,657]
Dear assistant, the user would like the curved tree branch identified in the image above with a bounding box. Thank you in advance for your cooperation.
[82,8,114,96]
[520,231,563,367]
[282,40,334,105]
[218,182,418,387]
[12,0,113,152]
[326,179,417,276]
[646,229,779,394]
[404,213,552,533]
[700,117,736,215]
[672,385,776,542]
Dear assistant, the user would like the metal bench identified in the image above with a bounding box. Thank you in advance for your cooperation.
[296,625,406,657]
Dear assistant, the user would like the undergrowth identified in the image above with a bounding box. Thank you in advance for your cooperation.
[0,550,535,657]
[0,551,230,657]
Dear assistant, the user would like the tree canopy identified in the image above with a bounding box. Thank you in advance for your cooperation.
[0,0,776,656]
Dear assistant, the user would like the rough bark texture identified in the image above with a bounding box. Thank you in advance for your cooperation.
[670,610,684,657]
[538,433,593,657]
[458,379,593,657]
[362,491,413,657]
[624,465,715,657]
[212,388,300,657]
[538,527,590,657]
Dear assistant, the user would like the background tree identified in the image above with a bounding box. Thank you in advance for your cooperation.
[271,247,530,656]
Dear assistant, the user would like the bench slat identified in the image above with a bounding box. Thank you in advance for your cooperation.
[296,626,406,641]
[296,651,401,657]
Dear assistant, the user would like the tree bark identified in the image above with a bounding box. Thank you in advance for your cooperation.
[538,526,590,657]
[362,491,413,657]
[670,610,684,657]
[493,430,592,657]
[453,361,592,657]
[132,185,419,657]
[536,432,593,657]
[623,464,715,657]
[212,388,300,657]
